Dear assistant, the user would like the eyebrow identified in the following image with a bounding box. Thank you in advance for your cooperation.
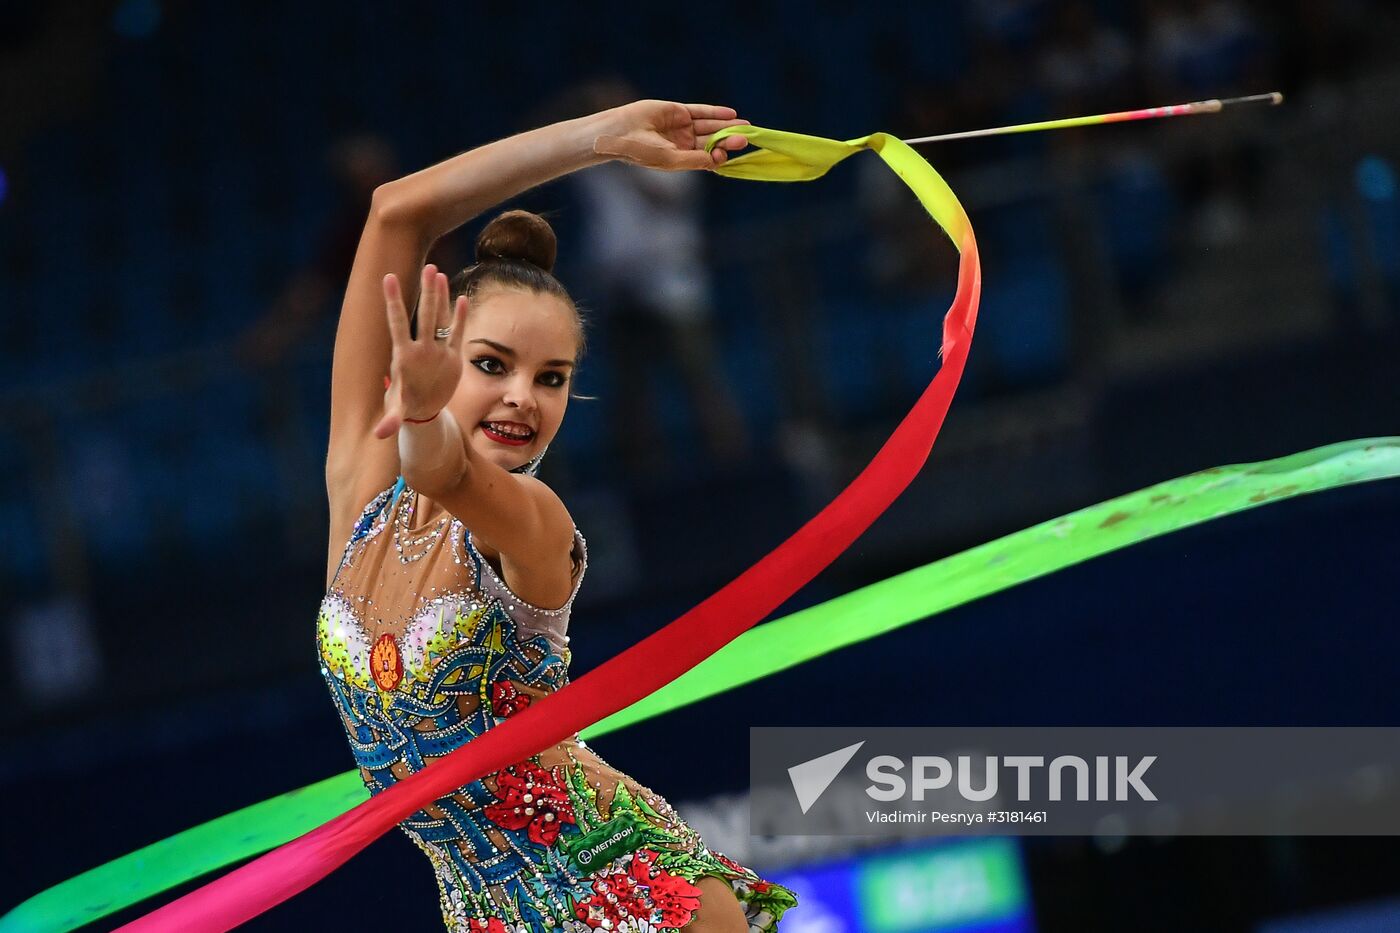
[469,338,575,368]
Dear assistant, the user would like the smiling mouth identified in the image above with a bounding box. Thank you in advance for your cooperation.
[481,421,535,446]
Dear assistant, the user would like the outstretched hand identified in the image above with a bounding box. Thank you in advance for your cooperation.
[373,265,468,439]
[593,99,750,172]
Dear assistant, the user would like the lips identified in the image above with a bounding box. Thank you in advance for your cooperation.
[481,421,535,446]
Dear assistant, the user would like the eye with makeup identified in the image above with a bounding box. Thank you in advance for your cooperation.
[471,355,569,388]
[471,355,506,376]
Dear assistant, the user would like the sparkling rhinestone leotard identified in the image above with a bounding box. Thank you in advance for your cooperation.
[317,477,798,931]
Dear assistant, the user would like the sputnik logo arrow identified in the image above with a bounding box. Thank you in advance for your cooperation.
[788,741,866,814]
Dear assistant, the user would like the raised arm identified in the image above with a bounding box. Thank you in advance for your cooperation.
[325,109,625,524]
[324,101,749,586]
[325,102,748,516]
[371,267,579,607]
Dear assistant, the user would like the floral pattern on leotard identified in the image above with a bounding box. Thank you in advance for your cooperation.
[317,480,797,931]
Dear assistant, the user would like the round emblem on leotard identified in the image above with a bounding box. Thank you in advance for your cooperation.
[370,633,403,692]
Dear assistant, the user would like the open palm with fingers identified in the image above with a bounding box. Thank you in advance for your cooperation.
[594,99,750,171]
[374,264,468,439]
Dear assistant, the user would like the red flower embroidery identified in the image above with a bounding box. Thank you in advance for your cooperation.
[572,865,650,928]
[484,761,575,846]
[467,919,508,933]
[710,851,771,893]
[490,680,532,718]
[630,849,702,926]
[712,852,745,875]
[570,848,705,928]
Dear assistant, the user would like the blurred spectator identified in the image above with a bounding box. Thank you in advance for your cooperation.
[234,134,464,552]
[957,35,1031,131]
[10,596,101,706]
[1142,0,1275,248]
[857,85,962,300]
[568,79,749,479]
[1037,1,1137,112]
[969,0,1055,51]
[1144,0,1265,98]
[237,135,399,366]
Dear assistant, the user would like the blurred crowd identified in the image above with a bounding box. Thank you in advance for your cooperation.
[0,0,1397,716]
[5,8,1400,928]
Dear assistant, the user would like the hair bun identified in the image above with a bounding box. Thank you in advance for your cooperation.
[475,209,557,274]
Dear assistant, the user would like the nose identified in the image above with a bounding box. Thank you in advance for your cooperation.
[501,375,537,415]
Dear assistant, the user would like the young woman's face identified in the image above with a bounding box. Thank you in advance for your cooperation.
[448,288,578,473]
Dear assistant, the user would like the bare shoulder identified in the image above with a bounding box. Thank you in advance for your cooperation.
[489,472,575,554]
[324,462,400,588]
[482,474,579,610]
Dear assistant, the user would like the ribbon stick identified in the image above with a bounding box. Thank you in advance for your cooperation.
[902,91,1282,145]
[102,125,980,931]
[5,438,1395,933]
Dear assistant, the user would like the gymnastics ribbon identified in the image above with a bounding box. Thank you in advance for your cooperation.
[107,125,980,931]
[6,439,1396,933]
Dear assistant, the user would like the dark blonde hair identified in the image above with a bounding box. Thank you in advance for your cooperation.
[450,210,587,361]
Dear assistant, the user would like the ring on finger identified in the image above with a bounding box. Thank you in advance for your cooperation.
[434,327,452,340]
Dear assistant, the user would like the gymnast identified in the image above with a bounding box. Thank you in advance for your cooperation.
[317,98,799,931]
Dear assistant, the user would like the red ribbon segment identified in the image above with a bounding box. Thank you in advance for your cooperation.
[118,126,981,931]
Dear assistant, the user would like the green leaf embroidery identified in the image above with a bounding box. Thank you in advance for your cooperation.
[567,764,600,832]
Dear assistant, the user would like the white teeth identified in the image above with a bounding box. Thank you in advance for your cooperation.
[486,421,532,438]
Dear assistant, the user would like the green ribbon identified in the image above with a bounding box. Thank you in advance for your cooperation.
[6,436,1394,932]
